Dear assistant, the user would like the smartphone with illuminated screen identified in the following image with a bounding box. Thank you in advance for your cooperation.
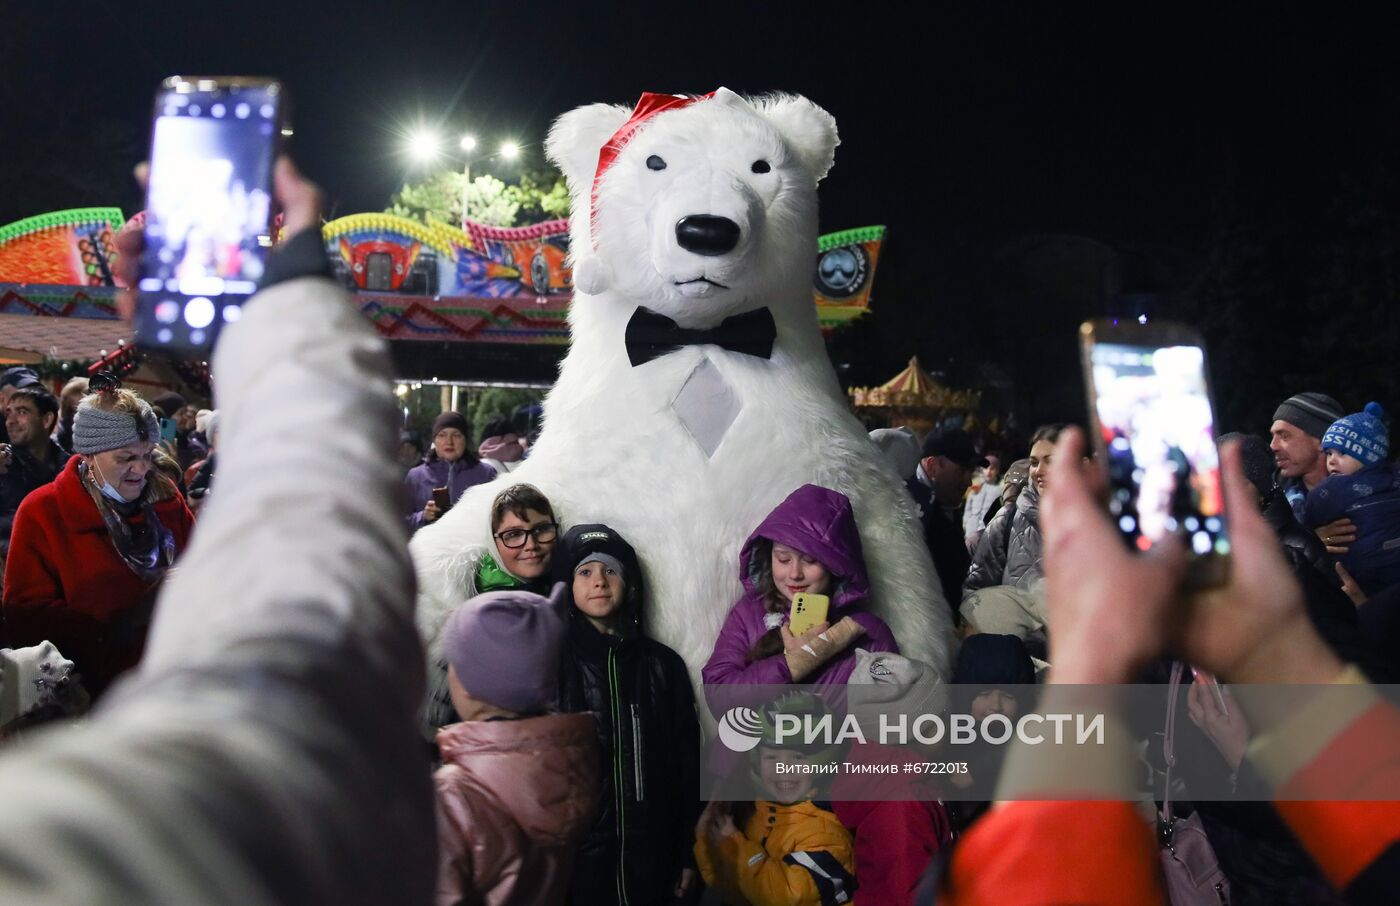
[136,76,283,357]
[1080,319,1229,588]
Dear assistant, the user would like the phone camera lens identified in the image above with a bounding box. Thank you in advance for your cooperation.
[184,297,215,329]
[155,300,181,324]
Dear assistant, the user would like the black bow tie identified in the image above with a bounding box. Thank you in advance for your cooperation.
[624,306,777,367]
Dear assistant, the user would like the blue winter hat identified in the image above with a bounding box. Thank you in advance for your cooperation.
[1322,402,1390,467]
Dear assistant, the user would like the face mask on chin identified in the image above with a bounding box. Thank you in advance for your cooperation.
[91,459,134,503]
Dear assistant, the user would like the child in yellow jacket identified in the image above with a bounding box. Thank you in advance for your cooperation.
[694,709,857,906]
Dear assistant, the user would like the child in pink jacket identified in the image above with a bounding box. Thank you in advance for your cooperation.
[433,584,599,905]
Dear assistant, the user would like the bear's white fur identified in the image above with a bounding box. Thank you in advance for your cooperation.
[411,89,957,692]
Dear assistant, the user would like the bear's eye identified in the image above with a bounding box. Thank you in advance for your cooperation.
[751,160,772,174]
[646,155,667,171]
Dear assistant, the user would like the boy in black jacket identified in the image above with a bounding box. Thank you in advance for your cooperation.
[555,524,702,905]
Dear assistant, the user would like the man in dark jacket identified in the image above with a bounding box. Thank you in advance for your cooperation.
[907,428,982,620]
[1,387,68,566]
[555,523,702,905]
[1221,433,1390,679]
[1269,392,1344,523]
[0,367,43,447]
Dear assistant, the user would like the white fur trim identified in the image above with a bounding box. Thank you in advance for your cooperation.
[572,255,611,294]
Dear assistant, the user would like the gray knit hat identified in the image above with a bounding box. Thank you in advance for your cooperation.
[576,552,626,583]
[442,583,568,714]
[1273,392,1345,440]
[72,396,160,455]
[869,427,920,478]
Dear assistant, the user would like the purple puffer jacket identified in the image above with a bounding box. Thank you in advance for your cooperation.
[403,455,497,533]
[702,484,899,712]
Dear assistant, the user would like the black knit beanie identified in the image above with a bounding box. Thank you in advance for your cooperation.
[431,411,470,439]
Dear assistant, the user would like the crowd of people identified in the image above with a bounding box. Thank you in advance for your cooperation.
[0,372,225,700]
[0,160,1396,906]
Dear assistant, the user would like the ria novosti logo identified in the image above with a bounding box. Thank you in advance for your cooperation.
[717,706,764,752]
[719,703,1108,750]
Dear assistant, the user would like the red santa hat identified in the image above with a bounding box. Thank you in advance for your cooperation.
[589,91,716,243]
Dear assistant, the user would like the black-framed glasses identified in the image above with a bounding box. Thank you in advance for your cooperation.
[494,522,559,549]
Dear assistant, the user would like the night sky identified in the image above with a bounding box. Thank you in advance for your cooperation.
[5,2,1398,428]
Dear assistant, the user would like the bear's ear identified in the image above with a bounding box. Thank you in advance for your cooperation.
[545,103,633,197]
[755,94,840,183]
[712,87,754,111]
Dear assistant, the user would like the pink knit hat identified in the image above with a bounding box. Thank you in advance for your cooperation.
[477,433,524,463]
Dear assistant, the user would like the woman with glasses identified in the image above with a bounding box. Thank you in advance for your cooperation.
[2,376,194,700]
[421,483,560,733]
[479,484,559,592]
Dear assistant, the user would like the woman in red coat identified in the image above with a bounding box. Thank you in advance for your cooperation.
[1,376,194,698]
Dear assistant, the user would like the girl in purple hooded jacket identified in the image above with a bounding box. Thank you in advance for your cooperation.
[702,484,900,707]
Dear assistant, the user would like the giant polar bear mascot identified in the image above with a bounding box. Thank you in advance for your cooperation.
[412,88,958,699]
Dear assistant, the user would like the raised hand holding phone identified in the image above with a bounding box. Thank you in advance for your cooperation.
[136,76,284,356]
[117,156,321,322]
[1079,319,1230,588]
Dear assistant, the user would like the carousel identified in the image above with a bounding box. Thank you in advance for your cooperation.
[849,356,981,437]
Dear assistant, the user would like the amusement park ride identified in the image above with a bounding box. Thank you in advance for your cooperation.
[0,204,915,402]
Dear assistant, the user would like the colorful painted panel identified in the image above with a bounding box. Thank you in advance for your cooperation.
[0,284,119,319]
[0,208,125,286]
[321,212,573,299]
[461,219,572,297]
[814,225,885,329]
[357,293,570,345]
[0,212,886,349]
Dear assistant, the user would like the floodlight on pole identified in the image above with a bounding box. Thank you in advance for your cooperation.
[458,134,479,228]
[407,128,441,163]
[499,141,520,160]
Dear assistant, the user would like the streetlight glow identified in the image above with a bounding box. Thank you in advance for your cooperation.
[499,141,520,160]
[459,134,478,152]
[407,128,441,163]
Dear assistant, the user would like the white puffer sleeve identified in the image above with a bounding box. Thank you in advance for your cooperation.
[0,277,434,905]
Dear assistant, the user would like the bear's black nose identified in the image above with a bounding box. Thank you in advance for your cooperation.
[676,215,741,256]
